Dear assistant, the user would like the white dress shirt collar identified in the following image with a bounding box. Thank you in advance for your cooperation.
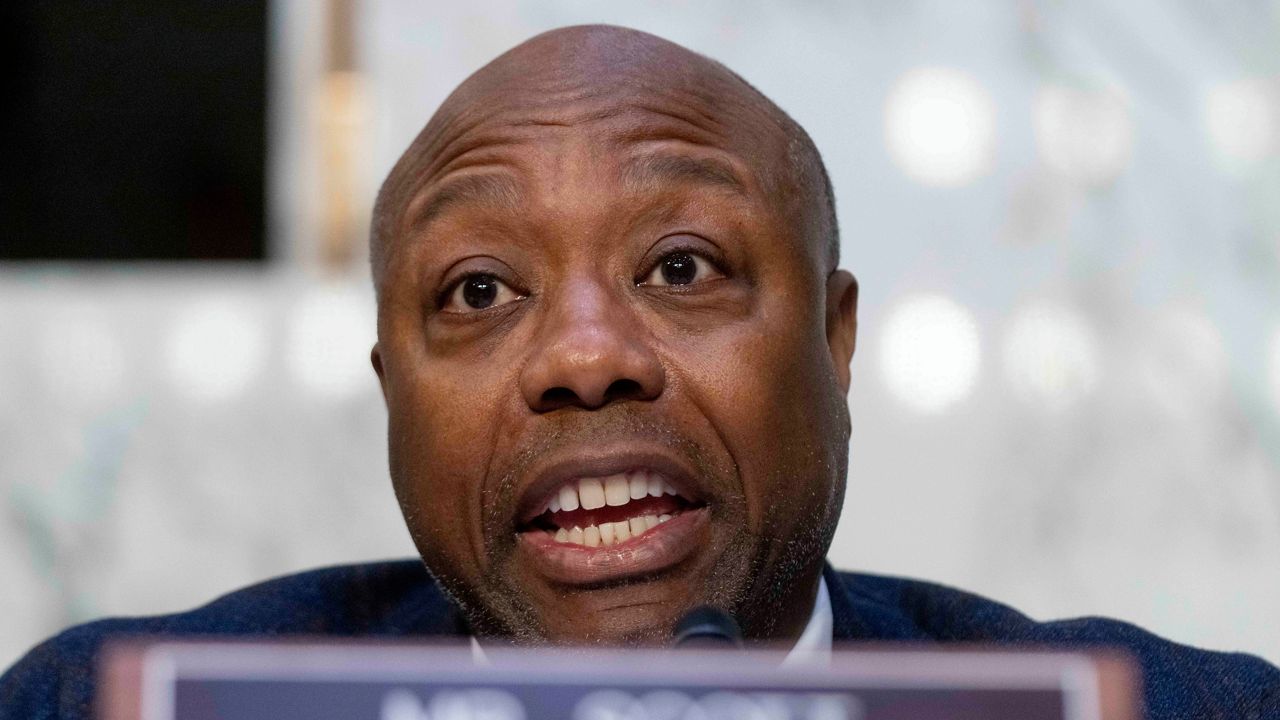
[780,574,833,665]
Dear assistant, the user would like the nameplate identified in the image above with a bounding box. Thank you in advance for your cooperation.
[100,641,1137,720]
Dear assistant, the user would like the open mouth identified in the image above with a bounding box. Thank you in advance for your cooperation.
[518,470,704,548]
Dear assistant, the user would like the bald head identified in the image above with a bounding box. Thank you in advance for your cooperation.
[370,24,838,295]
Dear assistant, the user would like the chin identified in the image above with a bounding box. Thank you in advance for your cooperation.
[462,545,748,647]
[542,580,705,646]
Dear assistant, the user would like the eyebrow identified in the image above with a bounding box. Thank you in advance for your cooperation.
[407,172,523,233]
[621,154,749,196]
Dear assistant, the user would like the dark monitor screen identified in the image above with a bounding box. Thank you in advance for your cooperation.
[0,1,267,261]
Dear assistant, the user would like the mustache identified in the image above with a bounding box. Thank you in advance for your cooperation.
[482,408,726,539]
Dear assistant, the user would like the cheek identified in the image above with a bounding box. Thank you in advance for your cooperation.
[671,305,835,530]
[386,347,513,576]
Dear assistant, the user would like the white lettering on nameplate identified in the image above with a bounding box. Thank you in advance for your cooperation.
[573,689,864,720]
[380,689,527,720]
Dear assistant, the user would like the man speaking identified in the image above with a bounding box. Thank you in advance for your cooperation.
[2,24,1277,720]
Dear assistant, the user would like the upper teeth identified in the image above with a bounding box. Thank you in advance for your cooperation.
[546,471,676,514]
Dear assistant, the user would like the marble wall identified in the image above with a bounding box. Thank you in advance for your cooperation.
[3,0,1279,669]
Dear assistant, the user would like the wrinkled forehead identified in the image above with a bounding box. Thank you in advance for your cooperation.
[412,66,787,200]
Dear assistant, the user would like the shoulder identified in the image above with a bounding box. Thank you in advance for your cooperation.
[827,568,1280,719]
[0,559,455,720]
[827,568,1040,640]
[151,557,457,636]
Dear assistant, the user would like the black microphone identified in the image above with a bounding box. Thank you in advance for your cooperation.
[671,606,743,648]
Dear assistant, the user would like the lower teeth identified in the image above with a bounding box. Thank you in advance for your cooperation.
[553,514,674,547]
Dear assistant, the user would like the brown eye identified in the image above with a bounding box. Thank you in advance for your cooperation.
[641,251,722,287]
[444,273,522,313]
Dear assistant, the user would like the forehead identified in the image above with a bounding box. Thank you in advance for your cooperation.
[391,68,792,232]
[414,129,756,231]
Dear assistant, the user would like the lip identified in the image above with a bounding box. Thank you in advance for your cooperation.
[514,446,708,526]
[518,505,710,585]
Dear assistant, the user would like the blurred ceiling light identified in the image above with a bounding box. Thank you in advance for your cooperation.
[165,298,267,404]
[885,67,996,187]
[1205,78,1279,172]
[38,308,126,408]
[1034,84,1134,187]
[285,284,376,399]
[879,294,982,414]
[1002,301,1100,413]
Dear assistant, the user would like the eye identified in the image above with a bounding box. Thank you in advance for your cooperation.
[443,273,523,313]
[640,251,723,287]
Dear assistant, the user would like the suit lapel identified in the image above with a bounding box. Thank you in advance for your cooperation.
[823,562,872,641]
[823,562,935,642]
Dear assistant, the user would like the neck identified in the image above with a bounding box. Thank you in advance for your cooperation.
[737,560,825,644]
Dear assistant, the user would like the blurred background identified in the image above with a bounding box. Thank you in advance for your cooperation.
[2,0,1279,669]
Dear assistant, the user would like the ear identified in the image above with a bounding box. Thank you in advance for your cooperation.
[825,269,858,394]
[371,342,389,405]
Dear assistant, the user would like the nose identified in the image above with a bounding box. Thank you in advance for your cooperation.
[519,279,665,412]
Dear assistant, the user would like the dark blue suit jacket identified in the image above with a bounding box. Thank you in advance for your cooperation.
[2,560,1276,719]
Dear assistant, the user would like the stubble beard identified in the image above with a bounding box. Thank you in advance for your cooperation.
[399,406,846,646]
[415,476,841,647]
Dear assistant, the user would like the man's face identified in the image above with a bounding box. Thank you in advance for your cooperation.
[373,35,856,645]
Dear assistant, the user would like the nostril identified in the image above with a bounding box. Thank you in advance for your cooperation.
[603,378,644,403]
[539,386,579,410]
[536,379,648,411]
